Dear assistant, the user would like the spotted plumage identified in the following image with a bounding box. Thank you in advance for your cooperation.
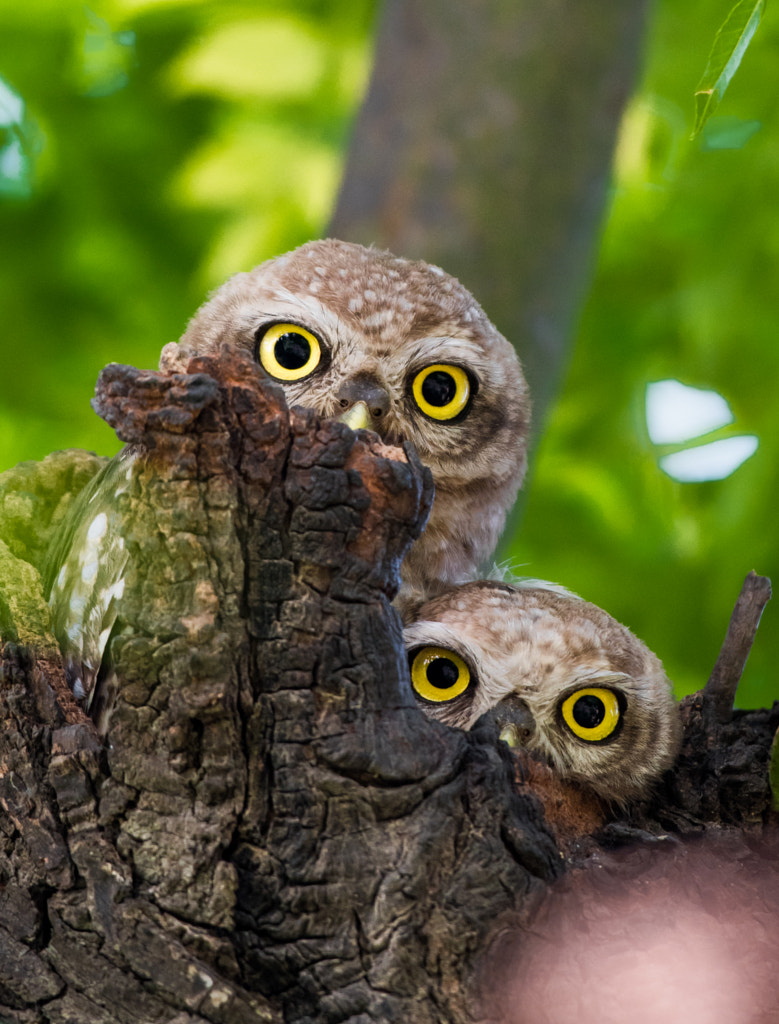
[45,447,134,726]
[403,580,681,802]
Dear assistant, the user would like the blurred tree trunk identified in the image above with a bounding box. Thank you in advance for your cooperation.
[330,0,648,457]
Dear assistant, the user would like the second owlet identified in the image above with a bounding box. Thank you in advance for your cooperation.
[46,240,529,717]
[403,580,682,803]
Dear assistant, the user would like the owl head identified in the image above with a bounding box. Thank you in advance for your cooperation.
[162,240,530,609]
[403,580,682,803]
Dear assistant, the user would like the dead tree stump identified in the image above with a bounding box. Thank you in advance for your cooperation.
[0,349,776,1023]
[0,350,560,1024]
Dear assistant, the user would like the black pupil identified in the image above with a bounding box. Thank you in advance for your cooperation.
[426,657,460,690]
[421,370,457,407]
[274,331,311,370]
[572,694,606,729]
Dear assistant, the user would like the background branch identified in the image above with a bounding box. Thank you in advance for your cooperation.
[703,570,772,727]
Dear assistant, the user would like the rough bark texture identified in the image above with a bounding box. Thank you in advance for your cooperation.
[0,352,560,1024]
[0,355,776,1024]
[330,0,648,450]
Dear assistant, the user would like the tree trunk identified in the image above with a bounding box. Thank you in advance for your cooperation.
[0,353,776,1023]
[330,0,648,450]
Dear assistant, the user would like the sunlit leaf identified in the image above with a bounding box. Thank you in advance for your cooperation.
[0,75,45,199]
[168,18,327,101]
[173,121,342,285]
[691,0,765,139]
[175,122,337,208]
[0,139,28,195]
[614,96,686,191]
[76,8,136,97]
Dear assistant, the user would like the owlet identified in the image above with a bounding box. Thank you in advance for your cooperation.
[403,579,681,803]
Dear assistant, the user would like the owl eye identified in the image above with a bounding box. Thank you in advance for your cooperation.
[257,323,322,381]
[409,646,472,703]
[411,364,471,421]
[561,687,621,742]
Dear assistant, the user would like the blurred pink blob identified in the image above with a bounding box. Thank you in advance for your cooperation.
[477,832,779,1024]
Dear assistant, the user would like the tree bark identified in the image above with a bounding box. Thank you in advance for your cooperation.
[0,351,560,1024]
[0,355,776,1023]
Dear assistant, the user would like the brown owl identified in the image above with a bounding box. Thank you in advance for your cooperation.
[46,240,529,719]
[403,579,681,803]
[163,239,530,613]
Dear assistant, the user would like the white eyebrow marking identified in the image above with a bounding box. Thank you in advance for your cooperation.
[408,336,486,366]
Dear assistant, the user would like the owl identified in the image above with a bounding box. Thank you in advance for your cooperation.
[46,239,529,720]
[163,239,529,609]
[403,579,681,803]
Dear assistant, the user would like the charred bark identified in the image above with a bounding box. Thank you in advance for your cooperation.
[0,354,776,1023]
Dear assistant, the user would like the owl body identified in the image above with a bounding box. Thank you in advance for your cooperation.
[404,580,681,803]
[48,240,529,718]
[45,447,135,721]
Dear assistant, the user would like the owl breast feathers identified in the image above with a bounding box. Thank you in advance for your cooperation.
[403,580,682,803]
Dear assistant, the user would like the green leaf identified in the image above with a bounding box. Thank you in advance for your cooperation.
[691,0,765,139]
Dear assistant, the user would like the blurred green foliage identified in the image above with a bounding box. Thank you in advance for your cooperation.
[0,0,776,708]
[0,0,375,464]
[506,0,779,707]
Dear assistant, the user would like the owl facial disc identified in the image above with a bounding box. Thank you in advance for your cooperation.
[403,579,682,803]
[171,239,531,614]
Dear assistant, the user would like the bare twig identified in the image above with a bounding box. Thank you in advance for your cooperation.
[703,571,772,726]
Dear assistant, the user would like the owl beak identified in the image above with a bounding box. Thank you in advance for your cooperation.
[338,401,374,432]
[335,378,391,434]
[499,723,529,749]
[479,696,536,749]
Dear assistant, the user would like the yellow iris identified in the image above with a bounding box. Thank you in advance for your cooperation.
[410,646,471,703]
[412,364,471,420]
[561,687,621,742]
[258,323,322,381]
